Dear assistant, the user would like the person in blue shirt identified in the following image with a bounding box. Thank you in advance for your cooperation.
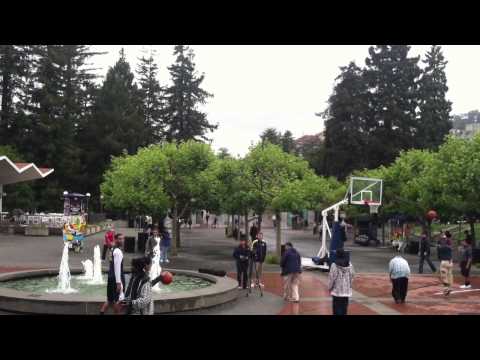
[233,239,251,289]
[160,227,171,264]
[281,242,302,302]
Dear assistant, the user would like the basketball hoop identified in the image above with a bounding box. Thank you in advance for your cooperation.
[364,200,380,214]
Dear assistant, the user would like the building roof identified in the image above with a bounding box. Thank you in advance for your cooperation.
[0,156,54,185]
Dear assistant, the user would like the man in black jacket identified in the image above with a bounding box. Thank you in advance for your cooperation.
[419,232,436,274]
[251,232,267,287]
[233,239,251,289]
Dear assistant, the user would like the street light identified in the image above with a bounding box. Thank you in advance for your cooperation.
[100,195,104,214]
[85,193,91,214]
[63,191,68,197]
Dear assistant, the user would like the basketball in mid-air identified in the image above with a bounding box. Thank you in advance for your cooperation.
[426,210,438,221]
[161,271,173,285]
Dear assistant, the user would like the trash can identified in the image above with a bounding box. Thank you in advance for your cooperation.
[124,236,135,253]
[137,232,148,253]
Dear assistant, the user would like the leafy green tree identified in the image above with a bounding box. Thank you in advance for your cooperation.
[260,127,282,145]
[417,45,452,149]
[164,45,216,142]
[102,140,216,255]
[281,130,295,153]
[295,133,325,175]
[216,147,231,159]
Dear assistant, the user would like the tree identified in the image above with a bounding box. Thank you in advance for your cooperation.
[164,45,216,142]
[295,133,325,175]
[101,140,216,255]
[417,45,452,149]
[260,127,282,145]
[136,48,165,143]
[82,49,146,204]
[216,147,231,159]
[322,62,370,179]
[363,45,422,168]
[281,130,295,153]
[243,142,316,257]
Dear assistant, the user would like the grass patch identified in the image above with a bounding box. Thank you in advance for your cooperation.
[266,254,280,265]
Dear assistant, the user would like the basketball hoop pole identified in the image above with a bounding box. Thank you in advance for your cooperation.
[318,198,348,258]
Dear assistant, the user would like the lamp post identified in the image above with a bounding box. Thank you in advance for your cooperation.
[100,195,104,214]
[85,193,91,213]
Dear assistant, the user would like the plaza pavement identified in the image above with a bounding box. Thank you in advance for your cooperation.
[0,226,479,315]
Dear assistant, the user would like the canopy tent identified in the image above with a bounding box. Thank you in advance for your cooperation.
[0,155,54,213]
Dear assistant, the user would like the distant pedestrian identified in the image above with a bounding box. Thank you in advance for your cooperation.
[206,213,210,225]
[280,242,302,302]
[328,248,354,315]
[102,224,115,261]
[188,218,192,229]
[233,239,250,289]
[437,239,453,296]
[160,227,171,264]
[389,251,410,304]
[444,231,453,246]
[251,232,267,287]
[145,227,161,259]
[460,237,473,289]
[249,223,258,242]
[213,216,218,229]
[419,231,436,274]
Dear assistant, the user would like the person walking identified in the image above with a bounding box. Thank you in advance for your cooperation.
[460,237,473,289]
[251,232,267,287]
[160,227,171,263]
[233,239,250,289]
[444,231,453,246]
[100,233,126,314]
[213,216,218,229]
[122,257,154,315]
[389,251,410,304]
[328,248,355,315]
[419,231,436,274]
[280,242,302,302]
[206,213,210,226]
[145,227,161,259]
[102,224,115,261]
[437,238,453,296]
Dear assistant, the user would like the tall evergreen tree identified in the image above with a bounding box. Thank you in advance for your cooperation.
[363,45,422,168]
[281,130,295,153]
[82,49,145,201]
[136,48,165,143]
[260,127,282,145]
[322,62,370,179]
[417,45,452,149]
[164,45,216,142]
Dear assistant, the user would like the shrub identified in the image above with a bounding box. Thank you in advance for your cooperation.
[266,253,280,265]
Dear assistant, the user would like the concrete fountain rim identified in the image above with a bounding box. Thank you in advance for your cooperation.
[0,268,238,314]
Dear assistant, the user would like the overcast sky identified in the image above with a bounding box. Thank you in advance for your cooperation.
[90,45,480,156]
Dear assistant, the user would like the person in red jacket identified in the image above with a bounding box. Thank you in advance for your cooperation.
[102,224,115,260]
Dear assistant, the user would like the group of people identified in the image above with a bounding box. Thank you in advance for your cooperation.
[390,229,473,301]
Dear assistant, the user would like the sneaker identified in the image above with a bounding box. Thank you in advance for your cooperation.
[165,259,170,263]
[260,283,265,287]
[444,289,451,296]
[460,285,467,289]
[251,282,255,287]
[238,286,242,289]
[464,284,472,289]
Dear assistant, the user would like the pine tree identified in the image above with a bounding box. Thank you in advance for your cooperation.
[322,62,370,179]
[164,45,216,142]
[82,49,146,200]
[364,45,422,168]
[136,48,165,143]
[281,130,295,153]
[260,127,282,145]
[417,45,452,149]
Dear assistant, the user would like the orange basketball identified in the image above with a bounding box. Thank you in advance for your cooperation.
[161,271,173,285]
[426,210,437,221]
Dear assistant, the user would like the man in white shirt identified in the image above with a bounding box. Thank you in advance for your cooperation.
[389,252,411,304]
[100,233,125,314]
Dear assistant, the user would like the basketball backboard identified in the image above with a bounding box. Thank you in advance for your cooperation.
[348,176,383,205]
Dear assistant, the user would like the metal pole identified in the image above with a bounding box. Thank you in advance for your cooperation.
[0,184,3,215]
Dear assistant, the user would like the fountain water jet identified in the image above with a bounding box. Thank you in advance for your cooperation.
[150,237,162,292]
[89,245,104,285]
[80,259,94,280]
[46,243,77,294]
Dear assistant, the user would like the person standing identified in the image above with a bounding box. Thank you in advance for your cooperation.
[251,232,267,287]
[460,237,473,289]
[280,242,302,302]
[100,233,126,314]
[145,227,161,259]
[437,238,453,296]
[328,248,355,315]
[188,218,192,230]
[102,224,115,261]
[213,216,218,229]
[206,213,210,226]
[160,227,171,264]
[419,231,436,274]
[233,239,250,289]
[122,257,154,315]
[389,251,411,304]
[249,223,258,242]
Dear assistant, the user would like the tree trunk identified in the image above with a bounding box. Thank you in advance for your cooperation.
[276,211,282,258]
[258,214,263,232]
[171,206,178,256]
[176,220,181,248]
[236,214,241,240]
[244,212,249,241]
[469,218,476,248]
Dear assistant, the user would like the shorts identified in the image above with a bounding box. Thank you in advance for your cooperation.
[460,261,471,277]
[107,278,120,304]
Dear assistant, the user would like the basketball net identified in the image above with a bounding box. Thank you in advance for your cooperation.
[364,200,380,215]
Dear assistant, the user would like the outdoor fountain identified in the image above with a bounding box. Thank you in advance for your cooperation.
[150,238,162,292]
[0,240,238,314]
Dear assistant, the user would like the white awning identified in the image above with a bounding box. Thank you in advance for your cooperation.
[0,156,54,185]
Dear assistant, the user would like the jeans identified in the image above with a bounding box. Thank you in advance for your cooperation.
[160,246,169,262]
[332,296,349,315]
[419,254,436,273]
[391,277,408,302]
[236,261,248,288]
